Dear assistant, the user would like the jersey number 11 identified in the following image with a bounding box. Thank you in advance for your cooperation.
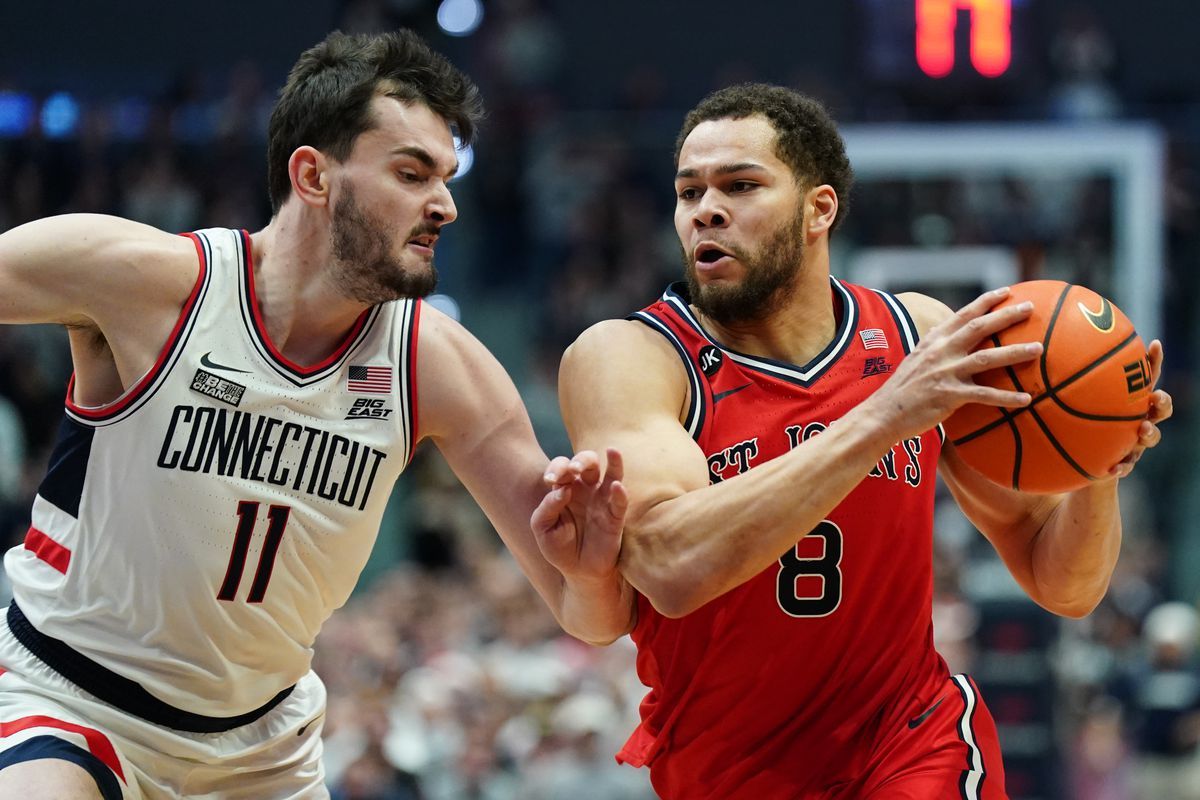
[217,501,290,603]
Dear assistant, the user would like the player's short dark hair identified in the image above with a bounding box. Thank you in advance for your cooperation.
[675,83,853,231]
[267,29,483,213]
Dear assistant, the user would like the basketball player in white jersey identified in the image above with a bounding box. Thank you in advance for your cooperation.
[0,30,633,799]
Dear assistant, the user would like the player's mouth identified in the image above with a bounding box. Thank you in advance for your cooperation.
[694,242,736,271]
[406,233,438,257]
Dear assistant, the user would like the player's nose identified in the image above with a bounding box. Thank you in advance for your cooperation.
[428,181,457,225]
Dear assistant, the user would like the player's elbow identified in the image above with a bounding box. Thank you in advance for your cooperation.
[1035,581,1109,619]
[1044,593,1105,619]
[622,545,709,619]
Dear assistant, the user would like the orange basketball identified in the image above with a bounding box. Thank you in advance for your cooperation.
[943,280,1153,493]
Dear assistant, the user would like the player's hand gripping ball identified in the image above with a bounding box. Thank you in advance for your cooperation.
[943,280,1153,493]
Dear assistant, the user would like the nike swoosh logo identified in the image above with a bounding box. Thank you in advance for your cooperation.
[200,352,252,374]
[1078,297,1114,333]
[712,383,751,404]
[297,712,324,737]
[907,697,945,729]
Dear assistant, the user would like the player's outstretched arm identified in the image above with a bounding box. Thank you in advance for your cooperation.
[416,305,634,644]
[0,213,196,328]
[560,288,1041,618]
[936,316,1173,618]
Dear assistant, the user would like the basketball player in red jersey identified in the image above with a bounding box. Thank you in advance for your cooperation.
[0,31,630,799]
[558,84,1173,799]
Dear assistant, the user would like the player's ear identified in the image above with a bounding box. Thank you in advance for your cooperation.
[806,184,838,238]
[288,146,330,208]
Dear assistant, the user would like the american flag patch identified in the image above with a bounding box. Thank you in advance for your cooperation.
[348,365,392,394]
[859,329,888,350]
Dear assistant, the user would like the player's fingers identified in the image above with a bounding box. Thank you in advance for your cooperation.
[946,286,1013,330]
[530,484,571,532]
[603,447,625,486]
[949,301,1035,350]
[962,341,1042,375]
[1148,390,1173,423]
[1109,461,1135,479]
[1138,420,1162,448]
[544,455,578,488]
[607,480,629,522]
[569,450,602,486]
[964,385,1033,409]
[1148,339,1164,385]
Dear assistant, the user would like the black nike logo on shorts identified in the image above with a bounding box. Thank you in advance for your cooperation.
[907,697,945,729]
[297,712,324,737]
[200,352,252,374]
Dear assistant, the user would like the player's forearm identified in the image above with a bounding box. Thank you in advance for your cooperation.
[623,407,899,617]
[1029,482,1122,617]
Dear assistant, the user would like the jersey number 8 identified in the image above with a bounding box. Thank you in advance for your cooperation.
[776,520,843,617]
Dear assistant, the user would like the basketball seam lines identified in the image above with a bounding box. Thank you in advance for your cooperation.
[951,327,1141,447]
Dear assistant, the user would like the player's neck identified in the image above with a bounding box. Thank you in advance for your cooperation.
[698,265,837,367]
[248,218,372,368]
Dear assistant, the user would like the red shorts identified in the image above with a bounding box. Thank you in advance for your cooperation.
[848,674,1008,800]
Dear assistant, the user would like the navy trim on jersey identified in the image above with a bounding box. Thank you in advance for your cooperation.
[873,289,919,354]
[657,279,859,388]
[35,416,95,519]
[0,735,123,800]
[952,674,985,800]
[234,229,381,387]
[7,603,294,734]
[630,310,705,439]
[65,232,212,426]
[872,289,944,444]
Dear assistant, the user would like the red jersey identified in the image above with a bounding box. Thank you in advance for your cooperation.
[618,279,950,799]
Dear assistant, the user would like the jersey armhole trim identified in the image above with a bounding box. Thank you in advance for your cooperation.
[873,289,920,354]
[65,232,210,423]
[403,299,422,466]
[629,311,705,440]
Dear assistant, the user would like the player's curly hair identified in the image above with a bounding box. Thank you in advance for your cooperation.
[267,29,483,213]
[675,84,854,231]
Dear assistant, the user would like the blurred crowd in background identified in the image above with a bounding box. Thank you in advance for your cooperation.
[2,1,1200,798]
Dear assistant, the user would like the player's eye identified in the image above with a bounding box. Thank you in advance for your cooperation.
[677,186,700,201]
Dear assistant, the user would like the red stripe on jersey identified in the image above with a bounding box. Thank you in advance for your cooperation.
[241,230,369,376]
[23,527,71,574]
[66,232,209,420]
[0,715,126,783]
[407,299,423,464]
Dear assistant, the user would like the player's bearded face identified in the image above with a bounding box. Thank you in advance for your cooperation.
[682,204,806,325]
[331,184,438,304]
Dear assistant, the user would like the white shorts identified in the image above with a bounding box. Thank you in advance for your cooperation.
[0,610,329,799]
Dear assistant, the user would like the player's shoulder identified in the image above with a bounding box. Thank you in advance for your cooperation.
[565,318,678,368]
[412,299,478,359]
[410,300,508,392]
[892,291,954,337]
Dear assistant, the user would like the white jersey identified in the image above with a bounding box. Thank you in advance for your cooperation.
[5,227,418,717]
